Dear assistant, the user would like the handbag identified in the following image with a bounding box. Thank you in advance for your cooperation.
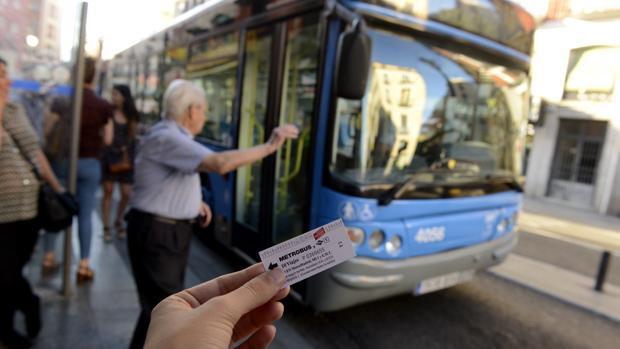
[38,182,78,232]
[8,133,78,232]
[108,147,133,174]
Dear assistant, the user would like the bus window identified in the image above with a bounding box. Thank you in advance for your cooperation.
[163,46,188,87]
[330,29,528,194]
[141,54,161,126]
[188,32,239,146]
[272,14,320,242]
[236,27,273,231]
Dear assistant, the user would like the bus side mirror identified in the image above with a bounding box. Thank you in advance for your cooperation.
[335,21,372,100]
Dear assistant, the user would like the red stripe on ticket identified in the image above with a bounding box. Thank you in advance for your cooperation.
[313,227,326,240]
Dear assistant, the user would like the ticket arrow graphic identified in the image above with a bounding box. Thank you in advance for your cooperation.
[268,262,278,270]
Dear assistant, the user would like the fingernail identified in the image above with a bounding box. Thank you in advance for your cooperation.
[267,268,285,284]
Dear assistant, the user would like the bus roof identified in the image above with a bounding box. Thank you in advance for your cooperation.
[113,0,533,60]
[345,0,535,54]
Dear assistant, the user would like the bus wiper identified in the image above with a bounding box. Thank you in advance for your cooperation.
[378,175,417,206]
[377,172,522,206]
[377,172,439,206]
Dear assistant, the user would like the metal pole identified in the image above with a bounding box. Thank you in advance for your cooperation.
[63,1,88,297]
[594,251,611,292]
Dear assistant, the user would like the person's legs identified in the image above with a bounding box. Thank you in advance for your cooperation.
[126,211,192,349]
[0,220,39,348]
[101,180,114,242]
[126,211,151,349]
[41,159,67,272]
[14,222,41,338]
[41,233,59,275]
[0,222,21,340]
[76,158,101,280]
[41,241,60,274]
[115,183,131,238]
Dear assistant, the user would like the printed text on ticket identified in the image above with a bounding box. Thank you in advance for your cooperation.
[258,219,356,286]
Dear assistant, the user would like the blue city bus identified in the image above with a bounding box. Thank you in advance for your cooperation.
[109,0,534,311]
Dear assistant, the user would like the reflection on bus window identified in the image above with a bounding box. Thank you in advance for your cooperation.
[189,32,239,146]
[331,29,529,192]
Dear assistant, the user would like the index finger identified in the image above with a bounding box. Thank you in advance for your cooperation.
[179,263,266,308]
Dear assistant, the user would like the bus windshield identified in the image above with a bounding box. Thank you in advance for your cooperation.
[330,29,528,197]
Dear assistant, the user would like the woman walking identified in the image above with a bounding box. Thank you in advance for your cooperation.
[74,58,113,283]
[101,85,139,241]
[0,58,64,348]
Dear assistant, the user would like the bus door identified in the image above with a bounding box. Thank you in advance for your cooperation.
[234,14,322,259]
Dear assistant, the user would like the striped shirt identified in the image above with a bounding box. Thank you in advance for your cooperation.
[0,102,40,224]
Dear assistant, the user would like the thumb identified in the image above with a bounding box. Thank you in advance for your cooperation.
[217,268,286,321]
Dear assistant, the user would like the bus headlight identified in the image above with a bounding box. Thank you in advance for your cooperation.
[497,218,509,234]
[346,227,365,246]
[368,230,385,251]
[386,235,403,256]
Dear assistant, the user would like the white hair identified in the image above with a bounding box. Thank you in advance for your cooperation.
[162,79,206,121]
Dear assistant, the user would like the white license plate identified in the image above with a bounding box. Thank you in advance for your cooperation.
[414,270,475,295]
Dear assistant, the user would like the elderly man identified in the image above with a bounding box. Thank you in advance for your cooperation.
[126,79,298,349]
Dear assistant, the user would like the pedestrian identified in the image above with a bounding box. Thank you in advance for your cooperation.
[18,86,46,144]
[126,79,299,349]
[145,264,288,349]
[0,57,65,349]
[74,57,114,283]
[40,93,72,275]
[101,84,139,242]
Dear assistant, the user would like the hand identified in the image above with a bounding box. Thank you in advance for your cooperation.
[266,124,299,152]
[198,201,212,228]
[145,263,289,349]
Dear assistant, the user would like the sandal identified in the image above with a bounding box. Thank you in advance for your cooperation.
[115,221,126,239]
[103,226,112,243]
[41,255,60,276]
[76,265,95,284]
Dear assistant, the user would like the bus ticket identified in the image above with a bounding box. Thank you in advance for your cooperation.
[258,219,356,286]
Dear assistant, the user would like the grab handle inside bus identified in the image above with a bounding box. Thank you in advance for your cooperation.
[335,20,372,100]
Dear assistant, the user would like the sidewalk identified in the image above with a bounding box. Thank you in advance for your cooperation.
[490,196,620,323]
[490,254,620,322]
[5,194,315,349]
[519,197,620,251]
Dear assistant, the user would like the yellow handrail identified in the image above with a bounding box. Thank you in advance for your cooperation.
[279,129,308,182]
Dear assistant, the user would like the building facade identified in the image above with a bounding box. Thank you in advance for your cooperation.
[526,14,620,216]
[0,0,36,76]
[36,0,61,62]
[0,0,61,78]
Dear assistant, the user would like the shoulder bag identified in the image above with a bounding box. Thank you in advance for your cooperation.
[8,131,78,232]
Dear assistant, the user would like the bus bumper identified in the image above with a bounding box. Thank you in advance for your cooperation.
[305,232,517,312]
